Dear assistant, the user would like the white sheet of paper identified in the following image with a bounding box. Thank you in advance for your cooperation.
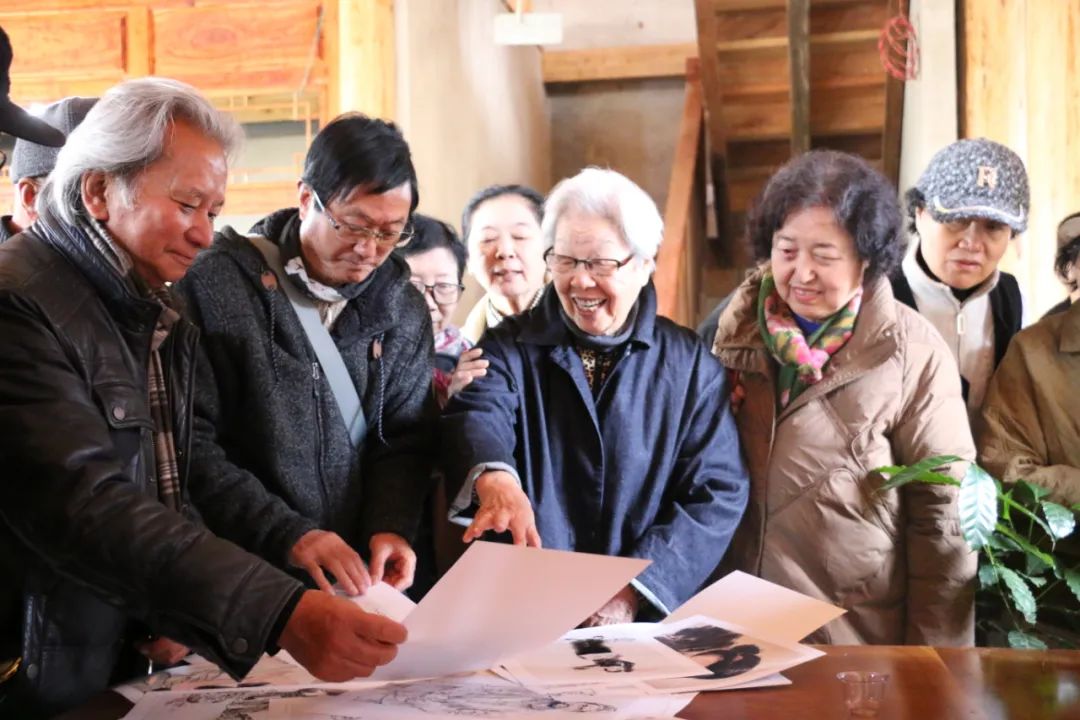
[371,541,650,680]
[267,674,694,719]
[344,580,417,622]
[112,654,319,702]
[665,571,845,643]
[502,623,705,687]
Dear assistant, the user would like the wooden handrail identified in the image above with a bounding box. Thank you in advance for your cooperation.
[655,58,705,326]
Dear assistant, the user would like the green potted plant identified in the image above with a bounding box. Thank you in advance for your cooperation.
[876,456,1080,648]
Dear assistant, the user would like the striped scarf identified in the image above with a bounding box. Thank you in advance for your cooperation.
[78,215,182,510]
[757,270,861,409]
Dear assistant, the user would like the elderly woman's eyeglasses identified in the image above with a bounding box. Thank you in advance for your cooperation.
[410,280,465,304]
[311,189,414,248]
[543,248,635,278]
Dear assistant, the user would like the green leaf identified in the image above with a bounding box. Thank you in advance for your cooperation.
[1065,569,1080,605]
[1041,501,1077,540]
[1021,573,1048,588]
[1002,496,1054,539]
[874,455,964,492]
[998,567,1038,625]
[1008,630,1048,650]
[960,464,999,550]
[1017,480,1052,502]
[986,532,1021,553]
[1026,553,1052,577]
[978,563,998,589]
[997,524,1056,567]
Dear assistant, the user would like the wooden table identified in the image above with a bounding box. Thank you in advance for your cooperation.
[55,645,1080,720]
[681,645,1080,720]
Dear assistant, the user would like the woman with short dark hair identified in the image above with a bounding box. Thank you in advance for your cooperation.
[395,214,471,407]
[709,150,977,646]
[459,184,547,343]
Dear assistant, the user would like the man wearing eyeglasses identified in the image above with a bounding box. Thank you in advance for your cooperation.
[176,113,434,601]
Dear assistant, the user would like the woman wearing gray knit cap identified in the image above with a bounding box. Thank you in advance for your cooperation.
[893,137,1030,422]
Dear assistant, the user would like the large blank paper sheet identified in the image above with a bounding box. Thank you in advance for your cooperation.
[665,571,844,643]
[372,542,650,680]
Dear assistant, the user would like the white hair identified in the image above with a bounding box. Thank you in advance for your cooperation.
[42,77,242,224]
[541,167,663,259]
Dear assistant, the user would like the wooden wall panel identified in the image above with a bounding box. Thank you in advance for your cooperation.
[964,0,1080,317]
[2,12,127,78]
[0,0,188,9]
[152,1,324,86]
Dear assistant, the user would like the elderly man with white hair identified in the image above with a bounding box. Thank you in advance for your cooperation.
[0,78,405,718]
[440,167,749,624]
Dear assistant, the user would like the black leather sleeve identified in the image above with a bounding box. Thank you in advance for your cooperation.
[0,290,303,679]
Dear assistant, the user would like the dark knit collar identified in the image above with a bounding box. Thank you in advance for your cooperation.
[515,282,658,348]
[559,300,638,351]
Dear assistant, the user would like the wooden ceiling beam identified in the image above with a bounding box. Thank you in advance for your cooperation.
[786,0,810,155]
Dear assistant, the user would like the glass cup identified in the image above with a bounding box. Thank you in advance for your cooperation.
[837,671,890,718]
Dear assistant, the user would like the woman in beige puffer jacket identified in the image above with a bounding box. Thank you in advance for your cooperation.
[711,151,977,646]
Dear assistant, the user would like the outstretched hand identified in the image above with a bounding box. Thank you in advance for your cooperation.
[463,470,542,547]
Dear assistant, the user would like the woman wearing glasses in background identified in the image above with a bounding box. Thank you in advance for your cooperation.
[440,168,749,625]
[395,214,470,407]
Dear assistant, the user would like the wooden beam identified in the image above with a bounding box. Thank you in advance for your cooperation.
[542,43,697,84]
[656,59,705,325]
[786,0,810,155]
[880,0,905,187]
[693,0,734,265]
[716,29,878,53]
[123,7,152,77]
[336,0,395,119]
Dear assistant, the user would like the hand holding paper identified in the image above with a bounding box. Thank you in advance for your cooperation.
[288,528,371,595]
[279,589,406,682]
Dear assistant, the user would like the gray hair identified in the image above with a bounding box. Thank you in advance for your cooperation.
[541,167,663,260]
[42,77,242,224]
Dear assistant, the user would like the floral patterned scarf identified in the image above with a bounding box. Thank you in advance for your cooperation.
[757,270,862,409]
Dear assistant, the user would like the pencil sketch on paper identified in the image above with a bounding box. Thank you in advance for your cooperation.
[359,678,617,716]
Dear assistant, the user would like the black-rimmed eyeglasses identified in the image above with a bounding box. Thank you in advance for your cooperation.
[543,248,635,278]
[310,188,414,248]
[410,280,465,304]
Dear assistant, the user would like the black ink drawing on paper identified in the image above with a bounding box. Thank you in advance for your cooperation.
[655,624,762,679]
[569,636,637,674]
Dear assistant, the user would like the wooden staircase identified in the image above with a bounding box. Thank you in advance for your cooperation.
[694,0,904,271]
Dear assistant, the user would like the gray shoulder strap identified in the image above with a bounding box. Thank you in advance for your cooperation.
[248,235,366,447]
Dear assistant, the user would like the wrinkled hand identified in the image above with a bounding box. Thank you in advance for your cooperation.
[580,585,639,627]
[369,532,416,590]
[289,529,371,596]
[278,590,406,682]
[462,470,541,547]
[135,636,189,667]
[448,347,488,398]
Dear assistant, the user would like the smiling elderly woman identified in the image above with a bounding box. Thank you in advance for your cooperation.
[711,150,977,646]
[440,168,749,624]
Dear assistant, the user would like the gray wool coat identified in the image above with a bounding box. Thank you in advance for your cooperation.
[176,208,436,567]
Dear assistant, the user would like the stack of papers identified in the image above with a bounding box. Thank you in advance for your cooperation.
[117,542,844,719]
